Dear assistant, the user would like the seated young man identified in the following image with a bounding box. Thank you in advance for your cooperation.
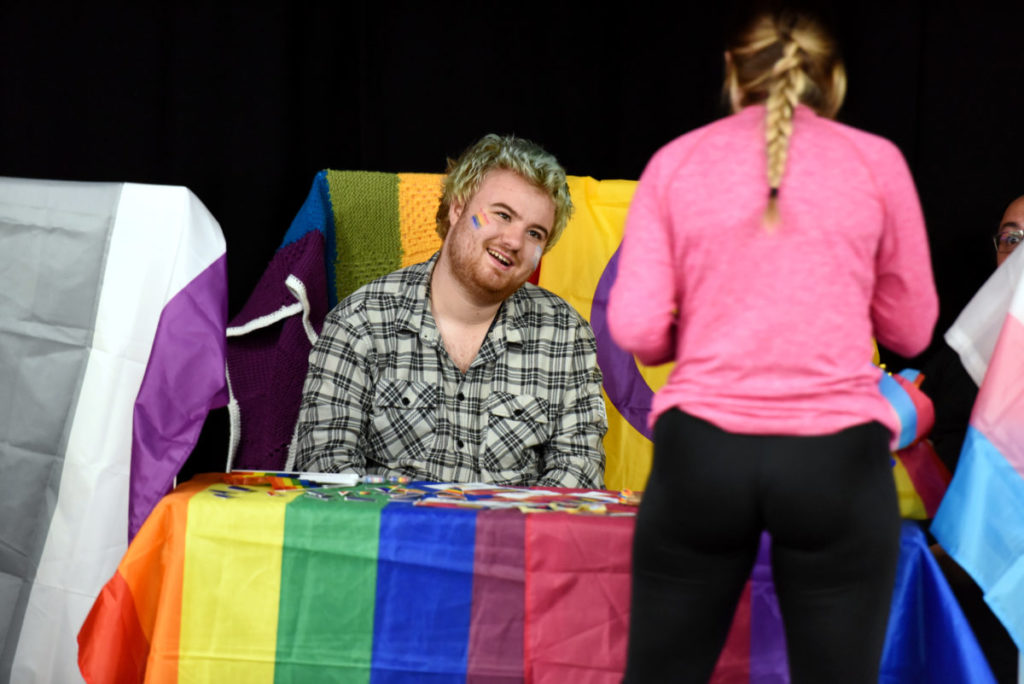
[290,134,607,488]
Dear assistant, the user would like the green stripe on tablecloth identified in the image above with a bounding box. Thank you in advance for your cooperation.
[326,171,402,303]
[275,494,388,683]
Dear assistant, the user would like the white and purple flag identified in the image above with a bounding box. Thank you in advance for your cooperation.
[0,178,227,682]
[932,243,1024,653]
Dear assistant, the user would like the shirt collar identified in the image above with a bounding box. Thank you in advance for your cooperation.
[393,252,437,341]
[502,287,526,346]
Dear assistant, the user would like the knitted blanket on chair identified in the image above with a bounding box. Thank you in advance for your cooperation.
[225,170,443,470]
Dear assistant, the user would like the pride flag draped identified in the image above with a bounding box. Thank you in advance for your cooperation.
[78,475,636,683]
[932,245,1024,651]
[0,179,227,683]
[78,476,992,683]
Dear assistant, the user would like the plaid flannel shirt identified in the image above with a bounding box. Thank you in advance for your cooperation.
[292,254,607,488]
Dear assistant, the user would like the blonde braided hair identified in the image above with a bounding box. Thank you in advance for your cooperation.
[724,12,847,228]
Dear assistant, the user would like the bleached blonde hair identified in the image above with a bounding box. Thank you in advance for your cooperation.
[724,11,847,226]
[435,134,574,252]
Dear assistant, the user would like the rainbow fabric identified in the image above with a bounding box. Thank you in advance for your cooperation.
[77,475,638,682]
[78,476,991,683]
[932,245,1024,651]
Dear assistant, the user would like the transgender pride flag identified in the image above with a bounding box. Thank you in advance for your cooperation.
[932,243,1024,652]
[0,178,227,683]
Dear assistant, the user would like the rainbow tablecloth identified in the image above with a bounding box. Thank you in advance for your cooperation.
[78,475,992,683]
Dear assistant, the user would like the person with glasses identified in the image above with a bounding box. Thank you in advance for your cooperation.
[921,194,1023,682]
[995,195,1024,267]
[608,8,938,683]
[926,193,1024,475]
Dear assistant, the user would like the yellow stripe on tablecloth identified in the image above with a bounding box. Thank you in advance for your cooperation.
[179,484,302,682]
[397,173,443,267]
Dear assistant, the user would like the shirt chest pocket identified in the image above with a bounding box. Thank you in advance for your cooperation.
[370,379,439,455]
[482,392,551,473]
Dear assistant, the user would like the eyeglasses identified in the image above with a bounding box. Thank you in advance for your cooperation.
[993,228,1023,254]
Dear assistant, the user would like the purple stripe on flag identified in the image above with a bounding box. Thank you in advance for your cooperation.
[468,510,525,684]
[129,255,228,539]
[749,534,789,682]
[591,246,655,439]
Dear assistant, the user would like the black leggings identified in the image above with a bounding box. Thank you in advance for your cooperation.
[623,410,901,684]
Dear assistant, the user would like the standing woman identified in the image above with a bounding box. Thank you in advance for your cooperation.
[609,10,938,684]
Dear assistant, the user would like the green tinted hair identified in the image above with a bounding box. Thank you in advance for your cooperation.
[435,134,574,252]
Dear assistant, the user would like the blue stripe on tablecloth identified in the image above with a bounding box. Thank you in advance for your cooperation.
[372,504,477,683]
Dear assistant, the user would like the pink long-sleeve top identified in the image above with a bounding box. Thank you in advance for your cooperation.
[608,105,938,440]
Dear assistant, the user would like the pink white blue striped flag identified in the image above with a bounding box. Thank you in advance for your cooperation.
[932,244,1024,651]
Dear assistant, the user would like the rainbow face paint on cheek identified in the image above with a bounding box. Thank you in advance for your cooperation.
[470,213,489,230]
[533,245,542,269]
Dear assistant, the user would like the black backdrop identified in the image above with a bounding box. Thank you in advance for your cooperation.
[4,2,1023,475]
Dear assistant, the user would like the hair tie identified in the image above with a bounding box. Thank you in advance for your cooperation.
[769,187,779,199]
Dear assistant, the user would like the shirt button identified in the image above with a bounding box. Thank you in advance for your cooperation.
[456,439,465,449]
[401,397,410,406]
[457,392,465,401]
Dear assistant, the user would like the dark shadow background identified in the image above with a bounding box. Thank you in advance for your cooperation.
[3,1,1023,476]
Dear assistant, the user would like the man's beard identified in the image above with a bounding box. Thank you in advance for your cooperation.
[443,228,526,305]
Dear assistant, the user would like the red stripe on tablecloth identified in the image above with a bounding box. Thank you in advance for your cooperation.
[78,474,214,683]
[78,571,149,683]
[524,513,633,684]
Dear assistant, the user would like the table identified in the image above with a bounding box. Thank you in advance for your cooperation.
[78,474,993,683]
